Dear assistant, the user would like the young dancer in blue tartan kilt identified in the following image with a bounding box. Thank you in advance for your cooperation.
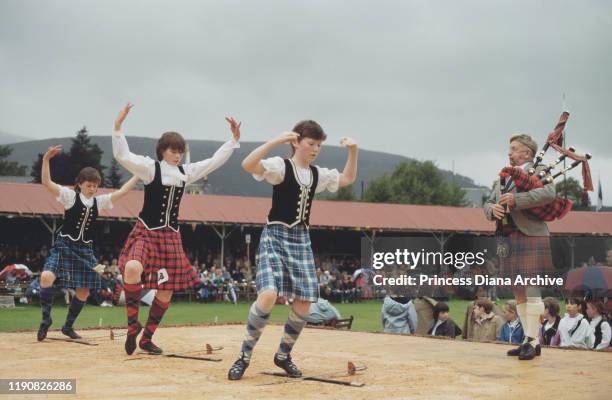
[37,145,139,341]
[228,120,358,380]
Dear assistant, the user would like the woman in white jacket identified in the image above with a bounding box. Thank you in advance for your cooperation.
[558,298,595,349]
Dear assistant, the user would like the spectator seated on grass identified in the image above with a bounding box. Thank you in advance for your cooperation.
[306,298,342,325]
[332,274,360,303]
[471,298,503,343]
[496,300,524,344]
[353,268,374,299]
[209,268,237,303]
[414,296,437,335]
[462,288,503,340]
[317,268,333,299]
[559,297,595,349]
[585,299,611,350]
[382,295,418,334]
[538,296,561,346]
[428,301,461,338]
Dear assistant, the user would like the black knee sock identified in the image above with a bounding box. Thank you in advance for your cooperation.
[40,288,54,326]
[63,297,86,329]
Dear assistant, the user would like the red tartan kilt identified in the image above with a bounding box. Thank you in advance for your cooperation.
[118,220,200,290]
[499,231,555,284]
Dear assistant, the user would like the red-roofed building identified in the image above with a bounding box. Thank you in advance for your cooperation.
[1,182,611,235]
[1,182,610,272]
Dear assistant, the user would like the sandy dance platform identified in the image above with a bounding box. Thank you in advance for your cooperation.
[1,324,610,399]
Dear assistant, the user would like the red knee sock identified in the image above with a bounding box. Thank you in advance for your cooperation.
[124,283,142,336]
[140,297,170,343]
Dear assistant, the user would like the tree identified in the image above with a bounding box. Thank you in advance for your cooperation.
[0,145,27,176]
[105,159,123,188]
[363,160,467,206]
[69,126,105,182]
[31,126,105,185]
[362,176,393,203]
[326,185,356,201]
[30,151,73,184]
[556,177,591,211]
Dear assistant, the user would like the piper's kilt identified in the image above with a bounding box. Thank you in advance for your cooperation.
[499,231,554,282]
[118,220,199,290]
[44,236,101,289]
[256,224,319,302]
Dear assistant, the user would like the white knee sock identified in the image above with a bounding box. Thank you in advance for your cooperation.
[516,302,528,343]
[525,297,544,344]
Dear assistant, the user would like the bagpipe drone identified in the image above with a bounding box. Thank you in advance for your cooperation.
[499,111,593,222]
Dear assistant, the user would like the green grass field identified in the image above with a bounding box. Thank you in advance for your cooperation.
[1,298,565,334]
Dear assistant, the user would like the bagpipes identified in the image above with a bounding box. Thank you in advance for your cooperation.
[498,111,593,222]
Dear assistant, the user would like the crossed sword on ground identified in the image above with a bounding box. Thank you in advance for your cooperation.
[44,331,367,387]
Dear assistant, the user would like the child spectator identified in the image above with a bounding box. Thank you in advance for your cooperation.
[306,298,342,325]
[559,298,594,349]
[382,296,418,334]
[471,298,503,342]
[462,289,503,340]
[428,302,459,338]
[586,300,611,350]
[497,300,525,344]
[538,297,561,346]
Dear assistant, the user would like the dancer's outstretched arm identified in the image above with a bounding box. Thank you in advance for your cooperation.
[110,175,140,203]
[41,145,63,197]
[338,137,358,187]
[112,102,155,182]
[182,117,241,184]
[114,102,133,132]
[241,131,299,175]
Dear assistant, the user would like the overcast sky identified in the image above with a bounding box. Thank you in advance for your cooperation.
[1,0,610,204]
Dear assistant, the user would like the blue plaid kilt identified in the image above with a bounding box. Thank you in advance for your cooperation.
[256,224,319,302]
[44,236,101,289]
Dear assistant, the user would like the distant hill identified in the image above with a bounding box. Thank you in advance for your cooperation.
[5,136,483,197]
[0,131,31,145]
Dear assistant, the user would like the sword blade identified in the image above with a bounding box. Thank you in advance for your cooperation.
[46,337,98,346]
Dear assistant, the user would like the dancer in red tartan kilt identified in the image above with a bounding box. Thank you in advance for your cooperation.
[484,134,555,361]
[112,102,241,355]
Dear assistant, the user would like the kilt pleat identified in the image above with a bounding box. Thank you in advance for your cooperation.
[256,224,318,302]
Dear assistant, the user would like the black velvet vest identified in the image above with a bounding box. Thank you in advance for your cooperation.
[267,159,318,228]
[592,319,609,348]
[58,193,98,243]
[540,316,560,345]
[138,162,185,231]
